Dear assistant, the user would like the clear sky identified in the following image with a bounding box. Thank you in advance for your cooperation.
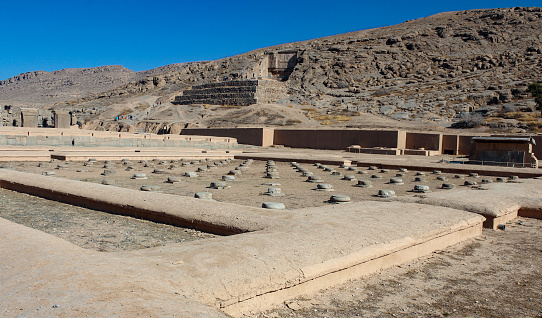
[1,0,539,81]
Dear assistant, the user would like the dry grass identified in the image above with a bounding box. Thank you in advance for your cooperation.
[134,102,150,111]
[285,119,302,125]
[500,111,537,120]
[319,120,334,125]
[118,108,132,116]
[301,107,317,112]
[314,114,352,124]
[483,117,504,123]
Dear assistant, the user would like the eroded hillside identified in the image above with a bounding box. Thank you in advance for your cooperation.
[3,7,542,131]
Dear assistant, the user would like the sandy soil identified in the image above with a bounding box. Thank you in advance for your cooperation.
[3,159,516,210]
[257,217,542,318]
[0,188,216,252]
[99,99,468,133]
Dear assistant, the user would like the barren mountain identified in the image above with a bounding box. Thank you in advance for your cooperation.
[0,63,195,108]
[3,7,542,132]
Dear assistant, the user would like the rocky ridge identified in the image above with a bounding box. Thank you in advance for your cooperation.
[0,63,195,108]
[2,7,542,130]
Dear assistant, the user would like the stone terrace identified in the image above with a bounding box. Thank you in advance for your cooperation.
[173,79,287,106]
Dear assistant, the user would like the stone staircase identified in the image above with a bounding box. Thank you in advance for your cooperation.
[173,79,287,106]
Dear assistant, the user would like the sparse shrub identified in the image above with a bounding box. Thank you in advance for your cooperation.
[374,88,391,97]
[118,108,131,117]
[527,83,542,116]
[285,119,302,125]
[450,112,484,128]
[313,114,352,122]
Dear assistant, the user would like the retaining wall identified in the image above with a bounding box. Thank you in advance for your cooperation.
[273,129,403,150]
[173,79,287,106]
[182,128,274,146]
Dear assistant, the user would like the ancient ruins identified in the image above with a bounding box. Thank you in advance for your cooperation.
[0,126,541,317]
[1,6,541,317]
[173,79,288,106]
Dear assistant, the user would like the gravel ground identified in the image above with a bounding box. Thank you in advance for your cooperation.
[0,188,217,252]
[3,159,517,210]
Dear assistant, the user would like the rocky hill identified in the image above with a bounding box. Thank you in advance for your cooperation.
[0,63,195,108]
[2,7,542,132]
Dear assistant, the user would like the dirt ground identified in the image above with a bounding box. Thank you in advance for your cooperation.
[257,217,542,318]
[0,188,216,252]
[3,159,516,210]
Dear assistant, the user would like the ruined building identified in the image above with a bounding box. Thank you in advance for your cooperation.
[173,50,297,106]
[1,106,76,128]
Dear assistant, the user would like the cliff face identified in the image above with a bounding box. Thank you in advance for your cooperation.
[2,7,542,125]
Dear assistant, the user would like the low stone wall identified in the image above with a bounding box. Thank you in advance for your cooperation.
[0,128,239,149]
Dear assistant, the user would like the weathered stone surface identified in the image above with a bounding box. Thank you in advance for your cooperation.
[356,180,373,188]
[184,171,198,178]
[140,185,160,191]
[101,169,115,176]
[413,184,431,193]
[166,176,181,183]
[315,183,334,191]
[194,191,213,200]
[261,202,285,209]
[329,194,351,203]
[264,187,285,197]
[441,183,456,189]
[173,80,287,106]
[210,181,230,189]
[377,189,396,197]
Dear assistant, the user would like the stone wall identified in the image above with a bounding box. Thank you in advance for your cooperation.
[1,106,54,128]
[0,128,239,149]
[182,128,274,146]
[173,79,287,106]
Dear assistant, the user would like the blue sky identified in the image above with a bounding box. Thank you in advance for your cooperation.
[1,0,539,80]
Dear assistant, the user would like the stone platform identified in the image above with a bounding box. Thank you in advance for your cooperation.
[0,146,240,162]
[173,79,287,106]
[3,146,542,316]
[0,168,484,317]
[0,127,238,149]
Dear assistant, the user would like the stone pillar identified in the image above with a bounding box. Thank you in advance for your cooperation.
[21,108,38,127]
[54,110,71,128]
